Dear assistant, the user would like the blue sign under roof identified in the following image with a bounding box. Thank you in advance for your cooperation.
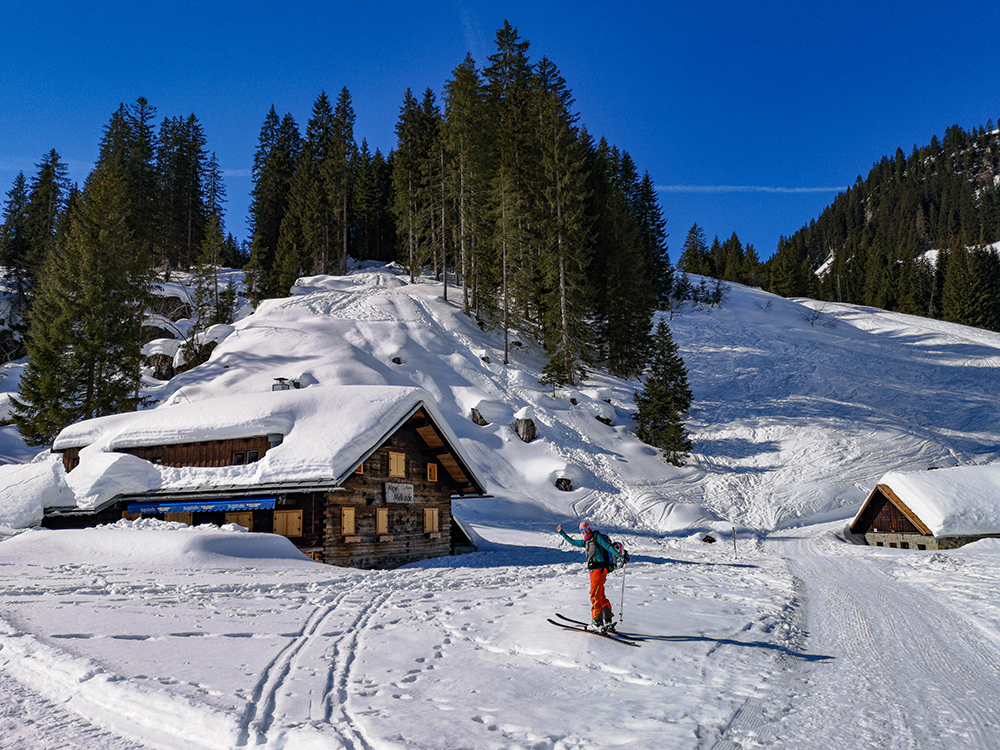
[127,498,277,514]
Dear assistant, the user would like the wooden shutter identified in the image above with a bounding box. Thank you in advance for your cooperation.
[389,451,406,478]
[376,507,389,535]
[342,506,356,536]
[423,507,439,534]
[274,510,302,537]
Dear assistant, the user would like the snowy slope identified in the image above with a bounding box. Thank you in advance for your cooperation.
[2,265,1000,749]
[11,262,998,533]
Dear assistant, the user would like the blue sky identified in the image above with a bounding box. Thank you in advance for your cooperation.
[2,0,998,259]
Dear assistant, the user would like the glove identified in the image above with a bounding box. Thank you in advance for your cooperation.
[622,550,630,564]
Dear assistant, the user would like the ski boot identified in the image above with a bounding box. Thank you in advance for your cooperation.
[599,606,617,634]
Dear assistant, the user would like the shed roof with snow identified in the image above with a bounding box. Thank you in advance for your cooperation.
[851,465,1000,540]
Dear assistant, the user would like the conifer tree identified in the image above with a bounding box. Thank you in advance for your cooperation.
[586,138,656,378]
[534,56,592,386]
[677,224,709,276]
[443,54,486,314]
[633,319,693,466]
[0,172,32,339]
[248,107,301,300]
[330,87,357,275]
[353,140,395,262]
[157,113,209,270]
[392,89,424,282]
[12,150,153,445]
[482,20,537,360]
[634,172,672,306]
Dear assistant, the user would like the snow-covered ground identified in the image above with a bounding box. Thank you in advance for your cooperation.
[1,265,1000,748]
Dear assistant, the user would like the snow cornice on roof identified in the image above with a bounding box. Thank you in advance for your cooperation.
[51,385,487,507]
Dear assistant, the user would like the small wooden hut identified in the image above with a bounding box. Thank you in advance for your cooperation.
[850,465,1000,550]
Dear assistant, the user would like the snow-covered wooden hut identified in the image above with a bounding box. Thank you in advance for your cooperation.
[850,465,1000,550]
[44,385,487,568]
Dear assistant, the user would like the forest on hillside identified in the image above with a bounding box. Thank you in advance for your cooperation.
[765,123,1000,329]
[0,22,695,462]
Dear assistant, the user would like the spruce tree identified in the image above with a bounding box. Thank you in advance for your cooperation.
[634,171,672,306]
[25,150,71,287]
[633,319,693,466]
[0,172,32,340]
[156,113,209,270]
[677,224,709,276]
[443,54,486,314]
[248,108,301,300]
[534,56,592,386]
[12,153,153,445]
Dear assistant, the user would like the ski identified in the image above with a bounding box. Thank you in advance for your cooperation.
[547,618,641,646]
[554,613,645,641]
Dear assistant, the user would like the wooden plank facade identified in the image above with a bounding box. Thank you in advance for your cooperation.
[850,483,1000,550]
[48,407,482,569]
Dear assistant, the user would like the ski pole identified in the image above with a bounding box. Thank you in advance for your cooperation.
[618,561,627,623]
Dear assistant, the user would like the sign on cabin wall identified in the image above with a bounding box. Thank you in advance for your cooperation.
[385,482,415,504]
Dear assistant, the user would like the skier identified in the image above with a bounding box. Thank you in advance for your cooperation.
[557,520,627,633]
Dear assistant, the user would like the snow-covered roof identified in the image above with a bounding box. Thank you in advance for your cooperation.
[48,385,485,510]
[860,465,1000,537]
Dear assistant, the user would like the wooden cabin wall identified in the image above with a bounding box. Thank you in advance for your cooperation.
[852,489,923,535]
[119,437,273,468]
[57,437,273,473]
[322,423,453,569]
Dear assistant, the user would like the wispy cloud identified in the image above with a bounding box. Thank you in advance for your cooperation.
[656,184,847,194]
[223,168,252,178]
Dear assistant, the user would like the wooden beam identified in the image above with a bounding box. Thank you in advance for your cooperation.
[416,424,445,448]
[877,484,933,536]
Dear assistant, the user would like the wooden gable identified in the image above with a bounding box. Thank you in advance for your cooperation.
[407,408,483,496]
[851,484,933,536]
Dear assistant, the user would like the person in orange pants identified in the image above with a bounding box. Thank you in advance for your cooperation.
[557,520,626,633]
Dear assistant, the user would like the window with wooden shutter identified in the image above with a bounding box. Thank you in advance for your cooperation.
[427,462,438,482]
[376,507,389,535]
[274,510,302,537]
[225,511,254,531]
[423,507,439,534]
[389,452,406,478]
[342,506,356,536]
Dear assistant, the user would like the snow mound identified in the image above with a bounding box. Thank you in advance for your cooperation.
[0,523,316,568]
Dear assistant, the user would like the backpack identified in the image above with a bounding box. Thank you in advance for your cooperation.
[597,531,629,572]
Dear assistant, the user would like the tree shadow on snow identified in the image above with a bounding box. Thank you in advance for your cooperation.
[406,540,757,571]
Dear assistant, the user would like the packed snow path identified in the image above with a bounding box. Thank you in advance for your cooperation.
[710,528,1000,750]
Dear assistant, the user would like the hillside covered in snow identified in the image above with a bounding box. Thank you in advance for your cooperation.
[2,265,1000,749]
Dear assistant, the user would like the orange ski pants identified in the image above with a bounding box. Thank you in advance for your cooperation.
[590,568,611,621]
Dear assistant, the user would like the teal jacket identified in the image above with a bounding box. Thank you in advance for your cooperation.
[560,528,622,570]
